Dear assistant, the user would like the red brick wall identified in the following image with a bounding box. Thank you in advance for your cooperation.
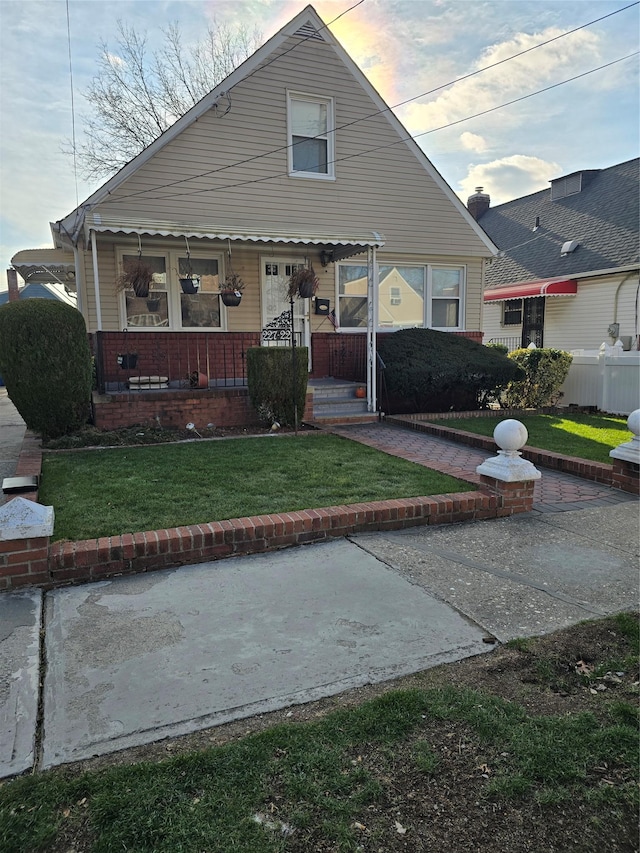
[93,387,260,431]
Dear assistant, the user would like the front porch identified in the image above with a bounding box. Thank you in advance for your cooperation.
[91,330,374,430]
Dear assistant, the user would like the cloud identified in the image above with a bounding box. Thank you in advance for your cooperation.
[460,132,487,153]
[457,155,562,205]
[398,26,600,136]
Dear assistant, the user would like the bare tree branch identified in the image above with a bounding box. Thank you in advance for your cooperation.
[72,19,261,179]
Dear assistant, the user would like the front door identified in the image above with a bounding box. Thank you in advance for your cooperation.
[261,259,311,363]
[521,297,544,348]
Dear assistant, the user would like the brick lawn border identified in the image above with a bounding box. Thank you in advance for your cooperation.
[1,411,636,591]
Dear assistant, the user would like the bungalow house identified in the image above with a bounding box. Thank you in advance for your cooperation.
[472,158,639,352]
[19,4,497,429]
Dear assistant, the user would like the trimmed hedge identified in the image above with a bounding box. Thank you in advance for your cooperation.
[503,347,573,408]
[246,346,309,427]
[378,328,523,413]
[0,300,92,439]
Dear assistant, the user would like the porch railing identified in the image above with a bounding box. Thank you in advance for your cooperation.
[487,336,521,352]
[92,331,261,392]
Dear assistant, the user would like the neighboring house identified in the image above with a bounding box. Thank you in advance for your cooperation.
[471,158,639,352]
[14,4,496,428]
[3,248,77,308]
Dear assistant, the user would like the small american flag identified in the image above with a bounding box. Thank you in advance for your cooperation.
[328,309,339,329]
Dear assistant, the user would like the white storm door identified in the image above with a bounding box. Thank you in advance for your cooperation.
[261,259,311,359]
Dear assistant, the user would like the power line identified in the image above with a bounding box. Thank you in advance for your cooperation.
[121,51,640,204]
[95,2,639,207]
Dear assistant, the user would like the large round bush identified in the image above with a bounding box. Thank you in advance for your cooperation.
[0,299,92,439]
[377,328,523,413]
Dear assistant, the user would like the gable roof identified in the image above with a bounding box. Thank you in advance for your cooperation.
[480,158,639,291]
[53,4,495,255]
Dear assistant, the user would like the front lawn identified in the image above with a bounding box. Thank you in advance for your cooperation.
[40,433,474,541]
[428,413,631,464]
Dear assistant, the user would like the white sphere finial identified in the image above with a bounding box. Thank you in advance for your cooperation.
[494,419,528,452]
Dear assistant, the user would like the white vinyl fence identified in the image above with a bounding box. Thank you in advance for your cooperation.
[560,349,640,415]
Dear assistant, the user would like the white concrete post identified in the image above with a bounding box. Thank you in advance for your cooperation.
[476,419,541,483]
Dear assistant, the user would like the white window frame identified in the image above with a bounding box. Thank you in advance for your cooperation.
[117,247,227,331]
[287,91,335,180]
[336,262,465,332]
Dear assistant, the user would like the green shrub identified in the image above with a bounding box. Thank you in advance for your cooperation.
[0,300,92,439]
[486,342,509,355]
[377,328,523,413]
[246,346,309,427]
[503,348,573,408]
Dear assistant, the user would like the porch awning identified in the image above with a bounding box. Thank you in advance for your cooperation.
[484,278,578,302]
[86,215,384,260]
[11,248,76,286]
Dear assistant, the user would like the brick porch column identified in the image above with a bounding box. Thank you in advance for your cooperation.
[476,419,541,516]
[610,409,640,495]
[0,497,54,590]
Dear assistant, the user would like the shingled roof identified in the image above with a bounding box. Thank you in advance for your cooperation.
[479,158,639,290]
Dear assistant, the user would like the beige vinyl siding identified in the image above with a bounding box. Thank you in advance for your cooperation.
[92,35,490,260]
[544,274,639,351]
[482,301,521,345]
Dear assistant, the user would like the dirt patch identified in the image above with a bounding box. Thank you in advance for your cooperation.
[47,613,639,853]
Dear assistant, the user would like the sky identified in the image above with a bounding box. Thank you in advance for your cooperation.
[0,0,638,287]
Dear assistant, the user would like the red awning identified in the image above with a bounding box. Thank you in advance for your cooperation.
[484,278,578,302]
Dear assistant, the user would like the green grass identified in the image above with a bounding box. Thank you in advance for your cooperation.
[40,433,474,541]
[428,413,631,463]
[1,684,636,853]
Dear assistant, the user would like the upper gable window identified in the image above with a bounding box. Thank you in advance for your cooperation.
[288,92,335,179]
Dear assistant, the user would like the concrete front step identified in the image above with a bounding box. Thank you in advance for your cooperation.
[308,413,380,426]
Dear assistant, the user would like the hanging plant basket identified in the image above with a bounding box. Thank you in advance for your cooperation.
[117,258,155,298]
[146,296,161,312]
[221,290,242,307]
[180,276,200,295]
[288,267,319,300]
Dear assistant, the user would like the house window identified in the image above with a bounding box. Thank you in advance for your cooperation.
[288,92,334,178]
[503,299,522,326]
[122,254,169,328]
[430,266,462,329]
[177,256,221,329]
[337,262,464,331]
[338,264,368,327]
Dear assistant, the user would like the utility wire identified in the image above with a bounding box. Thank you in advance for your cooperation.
[65,0,79,208]
[97,1,638,206]
[122,51,640,203]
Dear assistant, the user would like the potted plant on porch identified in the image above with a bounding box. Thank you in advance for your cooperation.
[287,266,319,300]
[219,271,245,307]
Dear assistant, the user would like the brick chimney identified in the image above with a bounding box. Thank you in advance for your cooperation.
[6,268,21,302]
[467,187,490,221]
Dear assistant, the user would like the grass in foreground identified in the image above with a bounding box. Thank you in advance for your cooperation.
[428,412,631,463]
[40,433,473,541]
[1,613,637,853]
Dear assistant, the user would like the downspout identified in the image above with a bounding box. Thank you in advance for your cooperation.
[72,245,83,319]
[90,229,103,331]
[366,245,378,413]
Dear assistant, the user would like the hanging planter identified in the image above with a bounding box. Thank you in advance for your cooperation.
[146,295,161,312]
[288,267,319,300]
[179,276,200,294]
[116,257,155,298]
[220,269,245,307]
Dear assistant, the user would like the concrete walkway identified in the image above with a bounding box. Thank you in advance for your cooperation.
[1,393,637,778]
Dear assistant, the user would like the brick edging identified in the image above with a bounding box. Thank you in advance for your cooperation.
[45,491,499,588]
[387,414,615,486]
